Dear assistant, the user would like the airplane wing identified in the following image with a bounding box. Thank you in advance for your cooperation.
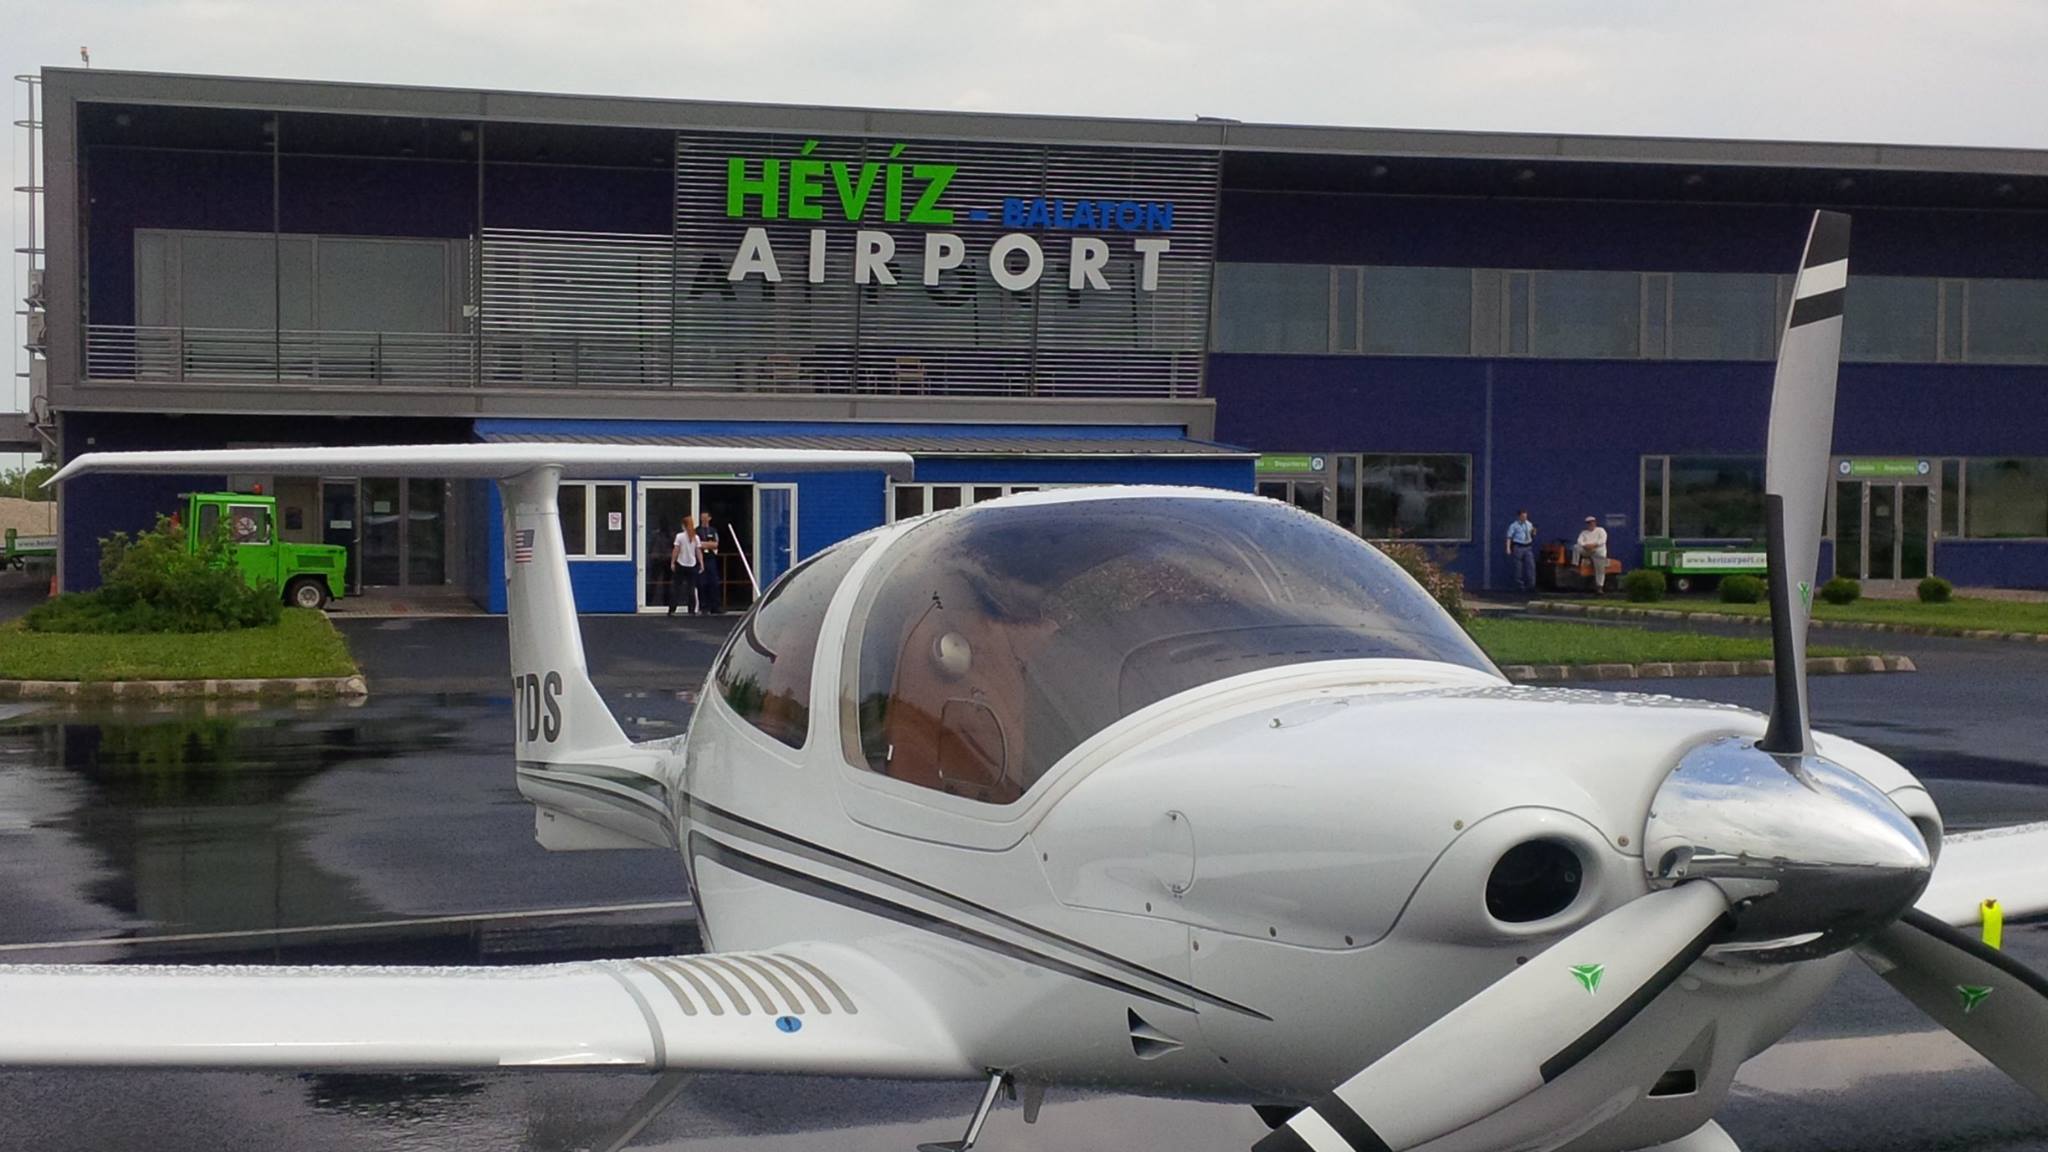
[0,944,971,1075]
[1915,822,2048,927]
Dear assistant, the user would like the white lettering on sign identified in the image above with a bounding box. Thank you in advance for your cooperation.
[1069,237,1109,291]
[855,231,896,285]
[990,234,1044,291]
[1678,551,1769,568]
[923,232,965,286]
[724,230,1173,294]
[729,227,782,283]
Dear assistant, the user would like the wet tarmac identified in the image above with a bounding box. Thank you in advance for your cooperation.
[0,613,2045,1150]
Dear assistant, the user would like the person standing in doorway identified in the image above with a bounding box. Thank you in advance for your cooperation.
[1505,510,1538,595]
[668,518,700,616]
[1574,516,1611,595]
[695,512,724,615]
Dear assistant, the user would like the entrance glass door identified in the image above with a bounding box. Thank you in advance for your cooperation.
[1257,477,1332,520]
[638,483,697,613]
[362,478,403,586]
[321,480,359,591]
[1836,481,1933,583]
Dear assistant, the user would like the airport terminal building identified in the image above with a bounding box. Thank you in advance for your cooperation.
[27,68,2048,608]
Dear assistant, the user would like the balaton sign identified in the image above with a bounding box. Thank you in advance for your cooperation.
[722,141,1176,292]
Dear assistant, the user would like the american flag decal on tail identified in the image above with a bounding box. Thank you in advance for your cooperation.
[512,529,535,565]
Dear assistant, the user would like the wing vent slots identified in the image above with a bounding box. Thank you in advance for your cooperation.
[1127,1009,1185,1060]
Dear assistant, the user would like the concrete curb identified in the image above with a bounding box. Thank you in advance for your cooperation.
[1499,655,1915,683]
[0,675,368,701]
[1527,600,2048,643]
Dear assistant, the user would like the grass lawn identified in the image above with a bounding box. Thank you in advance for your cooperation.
[1564,596,2048,634]
[1468,617,1862,666]
[0,609,358,681]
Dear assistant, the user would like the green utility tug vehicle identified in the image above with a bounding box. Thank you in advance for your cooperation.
[185,491,348,609]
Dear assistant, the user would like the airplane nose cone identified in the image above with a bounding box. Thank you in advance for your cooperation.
[1643,735,1932,960]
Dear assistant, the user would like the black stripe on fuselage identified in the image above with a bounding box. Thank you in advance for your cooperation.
[682,796,1270,1020]
[1538,912,1730,1083]
[1788,287,1844,328]
[690,832,1196,1013]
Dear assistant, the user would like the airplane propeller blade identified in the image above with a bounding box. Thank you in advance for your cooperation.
[1860,909,2048,1099]
[1758,210,1851,757]
[1254,883,1731,1152]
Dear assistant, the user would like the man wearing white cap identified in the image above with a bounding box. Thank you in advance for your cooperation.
[1573,515,1610,594]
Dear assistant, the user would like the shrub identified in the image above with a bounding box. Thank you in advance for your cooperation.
[1622,569,1667,602]
[1378,539,1469,624]
[1917,576,1954,604]
[24,517,281,634]
[1718,574,1766,604]
[1820,576,1862,606]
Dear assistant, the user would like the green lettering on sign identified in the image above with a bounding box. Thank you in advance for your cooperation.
[1840,458,1930,479]
[1257,454,1318,474]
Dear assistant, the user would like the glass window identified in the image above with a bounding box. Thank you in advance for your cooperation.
[1334,268,1361,353]
[894,485,927,522]
[1506,272,1531,354]
[1941,459,1961,538]
[1642,458,1667,538]
[843,495,1494,803]
[318,239,449,334]
[715,536,876,748]
[197,503,222,541]
[931,486,963,512]
[1966,279,2048,364]
[1359,455,1472,541]
[1531,271,1641,358]
[973,486,1004,504]
[406,479,445,585]
[1965,459,2048,538]
[1643,274,1669,357]
[1671,273,1778,360]
[594,484,627,557]
[1336,456,1358,535]
[227,504,271,545]
[1363,267,1472,356]
[1843,277,1938,363]
[1667,457,1765,539]
[1212,263,1330,353]
[558,485,588,557]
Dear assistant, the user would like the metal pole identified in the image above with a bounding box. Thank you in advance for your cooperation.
[271,115,281,382]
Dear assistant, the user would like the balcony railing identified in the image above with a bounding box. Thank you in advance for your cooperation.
[87,326,477,389]
[83,324,1204,399]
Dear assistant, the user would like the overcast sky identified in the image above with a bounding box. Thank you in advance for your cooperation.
[8,0,2048,415]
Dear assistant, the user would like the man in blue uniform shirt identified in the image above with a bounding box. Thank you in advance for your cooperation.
[1505,510,1538,594]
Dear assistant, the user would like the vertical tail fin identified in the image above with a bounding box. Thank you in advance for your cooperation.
[501,465,628,763]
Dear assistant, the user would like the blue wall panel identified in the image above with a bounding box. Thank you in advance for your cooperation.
[752,471,888,560]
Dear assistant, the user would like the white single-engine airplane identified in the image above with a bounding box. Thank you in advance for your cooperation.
[22,213,2048,1152]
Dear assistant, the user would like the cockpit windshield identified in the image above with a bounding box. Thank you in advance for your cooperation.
[841,494,1495,805]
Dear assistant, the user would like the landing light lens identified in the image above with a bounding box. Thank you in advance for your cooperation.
[1486,840,1583,924]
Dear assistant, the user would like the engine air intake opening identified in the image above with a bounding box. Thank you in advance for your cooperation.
[1485,839,1583,924]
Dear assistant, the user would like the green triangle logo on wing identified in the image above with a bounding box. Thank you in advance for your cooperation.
[1569,964,1605,994]
[1958,985,1994,1015]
